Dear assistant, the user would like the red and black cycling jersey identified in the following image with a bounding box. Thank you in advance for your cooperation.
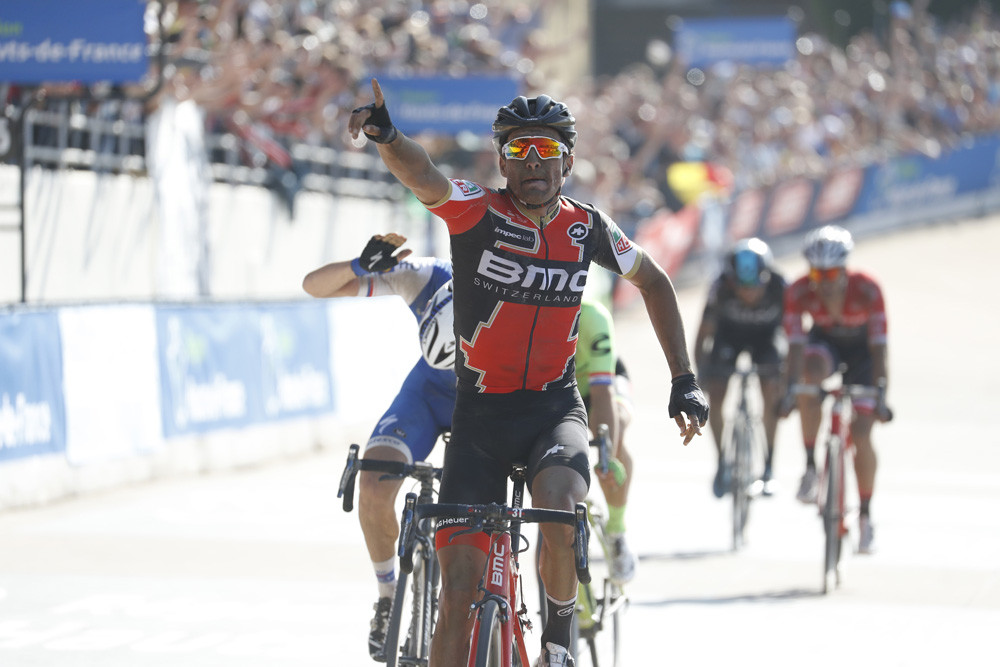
[429,179,640,394]
[783,270,888,348]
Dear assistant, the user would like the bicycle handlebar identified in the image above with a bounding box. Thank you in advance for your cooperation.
[789,381,893,421]
[397,493,592,584]
[789,383,880,399]
[336,444,443,512]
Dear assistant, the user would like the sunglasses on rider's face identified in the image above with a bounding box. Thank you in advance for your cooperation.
[809,267,844,283]
[501,136,569,160]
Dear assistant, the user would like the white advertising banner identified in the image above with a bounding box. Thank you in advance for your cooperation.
[59,304,164,465]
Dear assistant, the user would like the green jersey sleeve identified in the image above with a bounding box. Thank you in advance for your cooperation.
[575,299,617,399]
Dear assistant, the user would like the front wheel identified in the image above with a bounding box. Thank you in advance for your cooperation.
[473,599,506,667]
[821,439,844,594]
[383,567,410,666]
[731,417,754,551]
[577,578,624,667]
[385,539,438,666]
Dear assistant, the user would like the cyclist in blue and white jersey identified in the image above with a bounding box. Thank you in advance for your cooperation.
[303,233,456,661]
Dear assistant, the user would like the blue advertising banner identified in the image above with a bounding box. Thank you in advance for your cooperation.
[856,135,1000,214]
[156,304,263,437]
[0,0,147,84]
[721,134,1000,247]
[675,17,796,68]
[0,311,67,462]
[374,76,519,135]
[256,302,333,421]
[156,302,333,437]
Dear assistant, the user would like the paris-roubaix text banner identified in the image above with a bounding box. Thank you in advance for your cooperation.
[0,0,147,83]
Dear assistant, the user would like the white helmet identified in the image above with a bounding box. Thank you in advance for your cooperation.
[418,281,455,370]
[803,225,853,269]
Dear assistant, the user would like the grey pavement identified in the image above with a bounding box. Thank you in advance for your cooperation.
[1,217,998,666]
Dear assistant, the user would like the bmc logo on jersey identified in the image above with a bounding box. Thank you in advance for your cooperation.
[477,249,587,293]
[453,179,483,199]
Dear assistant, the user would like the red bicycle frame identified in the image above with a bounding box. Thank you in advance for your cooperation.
[817,387,855,538]
[467,530,531,666]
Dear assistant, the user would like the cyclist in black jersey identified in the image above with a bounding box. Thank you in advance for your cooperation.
[349,79,708,667]
[695,238,786,498]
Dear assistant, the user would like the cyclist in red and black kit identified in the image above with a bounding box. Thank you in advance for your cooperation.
[349,79,708,667]
[781,225,891,555]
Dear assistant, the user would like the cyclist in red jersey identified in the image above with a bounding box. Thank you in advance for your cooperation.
[781,225,891,554]
[349,79,708,667]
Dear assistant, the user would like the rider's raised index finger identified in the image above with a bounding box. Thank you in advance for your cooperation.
[371,78,385,106]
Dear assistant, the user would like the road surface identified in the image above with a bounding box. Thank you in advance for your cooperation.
[1,217,998,666]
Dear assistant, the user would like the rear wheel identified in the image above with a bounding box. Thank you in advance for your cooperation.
[473,599,505,667]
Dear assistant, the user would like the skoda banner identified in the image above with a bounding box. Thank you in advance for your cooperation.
[0,0,147,83]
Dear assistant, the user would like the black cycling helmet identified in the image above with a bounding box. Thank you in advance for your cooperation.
[725,237,773,287]
[492,95,577,154]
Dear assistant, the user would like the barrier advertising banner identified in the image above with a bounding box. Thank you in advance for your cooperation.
[156,302,333,437]
[0,0,147,84]
[722,135,1000,245]
[373,76,519,135]
[0,311,66,461]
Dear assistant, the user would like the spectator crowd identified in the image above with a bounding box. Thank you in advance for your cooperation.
[7,0,1000,233]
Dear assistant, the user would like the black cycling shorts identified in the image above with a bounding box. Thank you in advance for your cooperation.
[439,387,591,505]
[806,330,874,387]
[704,331,783,378]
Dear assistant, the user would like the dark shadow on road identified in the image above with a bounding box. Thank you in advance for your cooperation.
[630,588,821,607]
[638,549,736,562]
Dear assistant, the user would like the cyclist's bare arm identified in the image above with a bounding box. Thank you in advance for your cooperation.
[785,341,805,384]
[623,250,703,443]
[301,259,360,298]
[870,342,887,388]
[301,233,412,298]
[348,79,451,206]
[693,313,716,373]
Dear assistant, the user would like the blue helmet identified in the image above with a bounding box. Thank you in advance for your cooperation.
[726,238,773,287]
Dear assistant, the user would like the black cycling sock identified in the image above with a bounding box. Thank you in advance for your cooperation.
[541,594,576,650]
[860,497,871,517]
[804,442,816,469]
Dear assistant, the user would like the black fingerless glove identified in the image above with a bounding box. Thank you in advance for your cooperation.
[355,101,398,144]
[668,373,710,423]
[351,236,403,275]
